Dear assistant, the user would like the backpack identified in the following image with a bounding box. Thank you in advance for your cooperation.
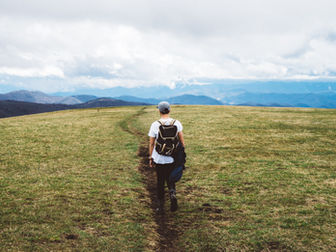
[155,119,180,156]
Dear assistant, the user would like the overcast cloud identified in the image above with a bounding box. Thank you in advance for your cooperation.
[1,0,336,92]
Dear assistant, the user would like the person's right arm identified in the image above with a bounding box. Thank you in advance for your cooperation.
[149,137,155,167]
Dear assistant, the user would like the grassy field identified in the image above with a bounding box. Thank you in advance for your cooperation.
[138,106,336,251]
[1,105,336,251]
[0,108,156,251]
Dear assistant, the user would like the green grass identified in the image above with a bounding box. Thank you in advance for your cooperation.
[1,105,336,251]
[138,105,336,251]
[0,108,156,251]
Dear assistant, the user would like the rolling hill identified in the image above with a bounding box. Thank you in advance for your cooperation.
[73,97,148,109]
[51,81,336,108]
[1,105,335,251]
[168,94,222,105]
[115,94,222,105]
[0,100,71,118]
[0,98,149,118]
[2,86,336,109]
[0,90,82,105]
[1,90,223,106]
[115,96,161,105]
[0,90,225,118]
[71,95,98,103]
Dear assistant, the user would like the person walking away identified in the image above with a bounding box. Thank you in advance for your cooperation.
[148,101,185,213]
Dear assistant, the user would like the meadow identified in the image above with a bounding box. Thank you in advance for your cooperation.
[1,105,336,251]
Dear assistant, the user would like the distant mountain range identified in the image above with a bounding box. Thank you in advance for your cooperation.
[223,92,336,108]
[50,80,336,98]
[73,98,148,108]
[1,83,336,118]
[0,97,147,118]
[0,91,224,118]
[50,80,336,108]
[116,94,222,105]
[72,95,98,103]
[0,90,222,106]
[0,90,82,105]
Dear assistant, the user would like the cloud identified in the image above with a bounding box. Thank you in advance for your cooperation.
[0,66,64,78]
[1,0,336,92]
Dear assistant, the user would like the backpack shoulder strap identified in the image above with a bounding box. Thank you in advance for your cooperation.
[157,119,176,126]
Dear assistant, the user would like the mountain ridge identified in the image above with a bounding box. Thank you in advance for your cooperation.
[0,90,81,105]
[0,98,148,118]
[50,81,336,98]
[0,90,223,106]
[115,94,222,105]
[1,85,336,111]
[223,92,336,108]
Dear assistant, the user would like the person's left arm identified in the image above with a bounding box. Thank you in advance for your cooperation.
[177,120,185,148]
[178,131,185,148]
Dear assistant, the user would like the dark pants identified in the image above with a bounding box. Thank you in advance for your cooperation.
[155,163,176,201]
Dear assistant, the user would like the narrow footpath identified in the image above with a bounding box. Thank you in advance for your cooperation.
[120,107,181,251]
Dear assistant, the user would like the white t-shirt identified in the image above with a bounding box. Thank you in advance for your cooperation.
[148,118,183,164]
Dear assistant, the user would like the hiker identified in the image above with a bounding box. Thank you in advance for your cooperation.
[148,101,185,213]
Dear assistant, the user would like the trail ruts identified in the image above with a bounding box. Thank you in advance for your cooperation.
[120,107,181,252]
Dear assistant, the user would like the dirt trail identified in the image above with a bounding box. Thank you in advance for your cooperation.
[120,107,181,251]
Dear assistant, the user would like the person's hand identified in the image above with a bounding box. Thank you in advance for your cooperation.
[149,158,153,168]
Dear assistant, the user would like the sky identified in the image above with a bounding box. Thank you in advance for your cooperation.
[1,0,336,93]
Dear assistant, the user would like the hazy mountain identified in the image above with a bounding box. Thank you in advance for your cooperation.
[223,92,336,108]
[236,102,294,108]
[72,95,98,103]
[0,90,49,103]
[2,80,336,110]
[115,94,222,105]
[51,80,336,99]
[0,89,226,107]
[73,98,149,108]
[48,80,336,108]
[0,98,149,118]
[57,96,82,105]
[0,90,81,105]
[115,96,160,104]
[168,94,222,105]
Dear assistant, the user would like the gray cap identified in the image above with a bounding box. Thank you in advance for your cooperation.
[157,101,170,113]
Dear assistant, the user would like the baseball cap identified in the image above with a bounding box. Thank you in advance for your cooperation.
[157,101,170,114]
